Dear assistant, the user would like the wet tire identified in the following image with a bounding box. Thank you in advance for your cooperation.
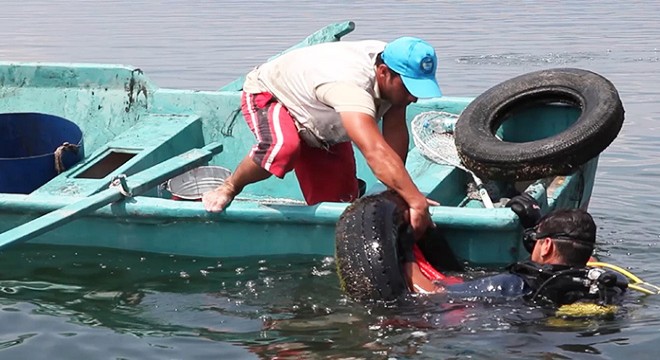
[454,68,625,181]
[335,191,409,302]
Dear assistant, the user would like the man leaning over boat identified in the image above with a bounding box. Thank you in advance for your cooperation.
[202,36,442,239]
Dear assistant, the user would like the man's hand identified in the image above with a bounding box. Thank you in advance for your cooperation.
[202,182,237,213]
[406,198,439,240]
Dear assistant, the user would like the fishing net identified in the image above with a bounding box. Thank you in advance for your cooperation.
[410,111,497,207]
[410,111,462,168]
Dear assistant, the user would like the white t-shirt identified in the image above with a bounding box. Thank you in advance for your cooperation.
[243,40,391,147]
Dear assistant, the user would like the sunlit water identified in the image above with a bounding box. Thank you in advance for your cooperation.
[1,1,660,358]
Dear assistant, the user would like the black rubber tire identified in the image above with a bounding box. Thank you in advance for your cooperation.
[335,191,409,302]
[454,68,625,181]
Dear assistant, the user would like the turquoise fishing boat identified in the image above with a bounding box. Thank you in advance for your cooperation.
[0,21,624,268]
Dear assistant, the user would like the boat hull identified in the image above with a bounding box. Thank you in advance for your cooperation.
[0,155,597,267]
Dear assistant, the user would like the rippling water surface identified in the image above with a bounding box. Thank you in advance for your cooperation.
[1,1,659,358]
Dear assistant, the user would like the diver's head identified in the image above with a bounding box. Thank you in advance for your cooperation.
[525,208,596,266]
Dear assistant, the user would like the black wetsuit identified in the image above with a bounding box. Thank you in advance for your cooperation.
[441,261,628,306]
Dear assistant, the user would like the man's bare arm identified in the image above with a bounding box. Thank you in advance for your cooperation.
[381,105,409,163]
[340,111,432,239]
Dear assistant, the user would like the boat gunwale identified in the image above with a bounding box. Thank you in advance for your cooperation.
[0,191,528,230]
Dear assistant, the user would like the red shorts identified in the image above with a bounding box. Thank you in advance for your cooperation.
[241,92,359,205]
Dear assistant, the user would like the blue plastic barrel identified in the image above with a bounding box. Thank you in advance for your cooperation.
[0,113,84,194]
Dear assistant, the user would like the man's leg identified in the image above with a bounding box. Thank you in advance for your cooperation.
[293,141,359,205]
[203,92,300,212]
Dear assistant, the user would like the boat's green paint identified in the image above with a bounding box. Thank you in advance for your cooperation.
[0,21,598,267]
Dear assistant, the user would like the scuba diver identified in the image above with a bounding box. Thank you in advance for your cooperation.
[404,194,630,308]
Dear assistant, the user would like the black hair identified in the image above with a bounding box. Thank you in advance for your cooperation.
[535,208,596,266]
[375,52,398,76]
[375,52,385,66]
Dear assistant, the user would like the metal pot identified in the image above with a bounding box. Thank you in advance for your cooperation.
[166,165,231,201]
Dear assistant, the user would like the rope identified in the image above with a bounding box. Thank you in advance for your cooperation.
[220,107,242,137]
[54,142,80,174]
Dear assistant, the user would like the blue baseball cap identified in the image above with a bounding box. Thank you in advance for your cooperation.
[381,37,442,98]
